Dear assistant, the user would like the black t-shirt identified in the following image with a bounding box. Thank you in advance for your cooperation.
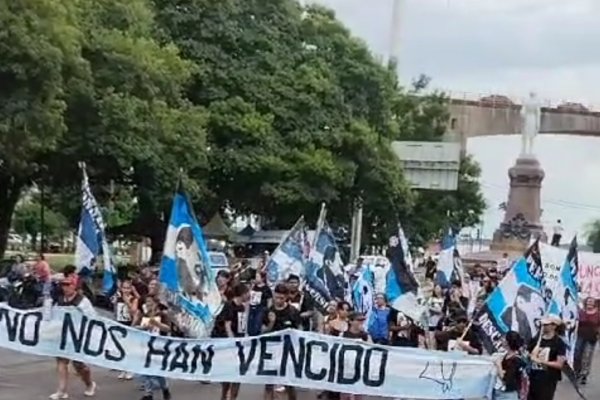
[437,328,483,354]
[288,291,313,330]
[264,305,301,332]
[220,300,248,337]
[501,354,524,392]
[249,284,272,309]
[389,309,423,347]
[528,335,566,383]
[342,330,369,341]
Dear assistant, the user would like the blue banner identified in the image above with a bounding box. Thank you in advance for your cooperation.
[158,188,222,338]
[265,217,311,287]
[74,165,116,295]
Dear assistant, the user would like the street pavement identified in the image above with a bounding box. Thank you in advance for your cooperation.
[0,348,598,400]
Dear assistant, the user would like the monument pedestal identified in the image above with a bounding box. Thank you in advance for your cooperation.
[490,156,547,253]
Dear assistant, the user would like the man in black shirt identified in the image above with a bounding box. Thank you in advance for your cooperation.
[286,274,314,331]
[263,284,299,400]
[220,283,250,400]
[436,314,482,355]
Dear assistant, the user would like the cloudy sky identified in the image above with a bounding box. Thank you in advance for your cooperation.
[316,0,600,241]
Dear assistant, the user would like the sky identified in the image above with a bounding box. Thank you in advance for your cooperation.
[315,0,600,241]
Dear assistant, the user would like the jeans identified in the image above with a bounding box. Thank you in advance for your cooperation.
[574,336,596,379]
[494,390,519,400]
[247,306,265,336]
[140,375,168,394]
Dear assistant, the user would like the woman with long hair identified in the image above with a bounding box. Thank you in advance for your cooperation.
[527,316,566,400]
[574,297,600,385]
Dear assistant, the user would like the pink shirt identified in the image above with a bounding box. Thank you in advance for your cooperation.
[34,260,51,282]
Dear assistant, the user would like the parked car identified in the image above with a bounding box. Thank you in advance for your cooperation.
[208,251,229,276]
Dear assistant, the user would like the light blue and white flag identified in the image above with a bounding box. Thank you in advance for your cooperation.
[352,267,374,326]
[474,240,545,353]
[436,228,461,288]
[385,224,424,323]
[265,216,311,288]
[158,185,222,338]
[75,164,116,295]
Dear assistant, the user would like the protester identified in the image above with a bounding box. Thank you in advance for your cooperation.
[286,274,314,331]
[112,278,138,380]
[368,293,390,345]
[216,270,234,300]
[263,284,299,400]
[340,312,370,400]
[247,270,272,336]
[136,296,172,400]
[427,284,445,346]
[220,283,250,400]
[389,309,424,348]
[574,297,600,385]
[325,301,351,336]
[437,313,482,354]
[551,219,563,247]
[50,275,96,399]
[528,316,566,400]
[34,253,52,289]
[494,331,525,400]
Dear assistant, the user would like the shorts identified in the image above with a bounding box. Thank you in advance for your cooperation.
[56,358,90,374]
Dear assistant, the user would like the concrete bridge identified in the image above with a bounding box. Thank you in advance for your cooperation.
[444,94,600,151]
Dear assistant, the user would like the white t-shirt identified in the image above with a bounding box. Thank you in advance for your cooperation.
[553,224,564,235]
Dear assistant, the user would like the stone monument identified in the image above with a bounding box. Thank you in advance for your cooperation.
[491,93,547,252]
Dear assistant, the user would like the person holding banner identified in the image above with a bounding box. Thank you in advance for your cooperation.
[263,284,300,400]
[50,275,97,400]
[528,316,566,400]
[220,283,250,400]
[286,274,314,331]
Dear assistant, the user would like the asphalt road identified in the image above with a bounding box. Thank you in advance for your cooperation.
[0,348,598,400]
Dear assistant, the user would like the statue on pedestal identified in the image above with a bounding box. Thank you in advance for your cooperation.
[521,92,540,156]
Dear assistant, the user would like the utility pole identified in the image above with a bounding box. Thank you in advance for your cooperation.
[388,0,404,68]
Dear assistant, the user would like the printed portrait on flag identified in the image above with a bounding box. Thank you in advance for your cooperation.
[316,244,345,301]
[159,189,222,338]
[174,225,209,301]
[499,284,545,343]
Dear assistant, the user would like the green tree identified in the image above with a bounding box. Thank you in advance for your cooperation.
[12,194,69,250]
[153,0,414,232]
[0,0,88,258]
[586,220,600,253]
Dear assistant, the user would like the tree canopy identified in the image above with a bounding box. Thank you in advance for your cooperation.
[0,0,485,258]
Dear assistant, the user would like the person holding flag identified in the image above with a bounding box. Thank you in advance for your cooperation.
[528,316,566,400]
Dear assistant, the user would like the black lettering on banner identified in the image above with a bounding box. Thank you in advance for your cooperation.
[336,344,363,385]
[60,313,127,361]
[327,343,340,383]
[190,344,214,374]
[257,335,281,376]
[0,309,42,347]
[169,343,190,372]
[60,313,87,352]
[304,340,327,381]
[106,325,127,362]
[237,338,257,375]
[18,311,42,347]
[145,336,171,370]
[83,319,107,357]
[281,335,305,378]
[362,347,387,387]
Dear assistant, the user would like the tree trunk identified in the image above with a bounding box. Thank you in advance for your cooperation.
[0,173,26,259]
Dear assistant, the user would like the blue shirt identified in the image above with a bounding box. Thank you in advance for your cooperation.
[368,307,390,340]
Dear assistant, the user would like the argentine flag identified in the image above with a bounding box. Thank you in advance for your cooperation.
[74,164,116,295]
[158,184,222,338]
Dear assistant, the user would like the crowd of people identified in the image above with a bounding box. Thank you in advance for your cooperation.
[2,253,599,400]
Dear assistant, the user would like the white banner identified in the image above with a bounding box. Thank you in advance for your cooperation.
[0,304,496,399]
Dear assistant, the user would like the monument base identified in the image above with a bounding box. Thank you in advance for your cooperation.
[490,155,547,253]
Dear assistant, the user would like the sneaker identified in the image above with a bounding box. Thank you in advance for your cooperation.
[117,372,127,380]
[162,388,172,400]
[49,393,69,400]
[84,382,97,397]
[124,373,134,380]
[275,385,285,393]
